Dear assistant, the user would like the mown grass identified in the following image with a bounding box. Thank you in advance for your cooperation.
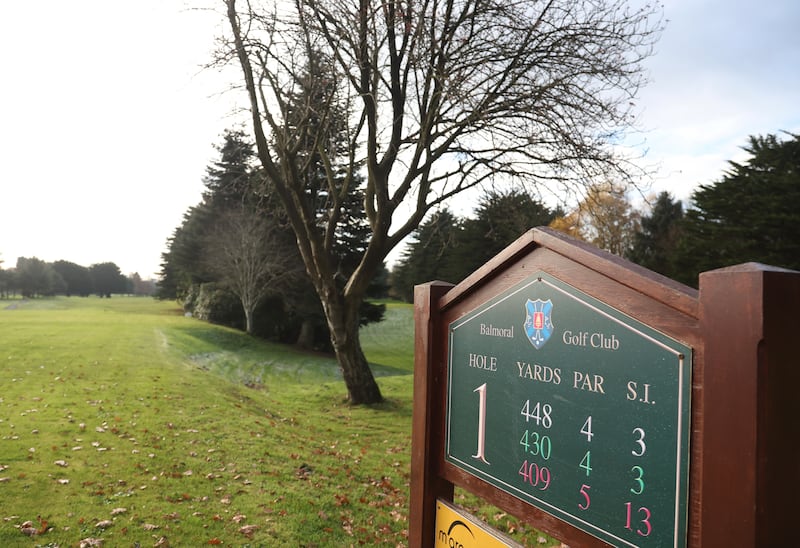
[0,297,558,547]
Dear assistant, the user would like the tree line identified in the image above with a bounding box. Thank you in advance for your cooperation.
[157,130,388,350]
[162,128,799,359]
[0,257,154,299]
[390,132,800,296]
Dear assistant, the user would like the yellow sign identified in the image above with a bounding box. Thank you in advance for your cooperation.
[434,499,522,548]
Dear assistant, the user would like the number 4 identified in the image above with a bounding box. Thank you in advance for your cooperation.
[579,450,592,477]
[581,416,594,442]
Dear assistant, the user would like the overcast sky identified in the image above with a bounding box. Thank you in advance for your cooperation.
[1,0,798,278]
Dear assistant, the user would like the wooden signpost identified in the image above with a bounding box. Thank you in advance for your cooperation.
[410,227,799,547]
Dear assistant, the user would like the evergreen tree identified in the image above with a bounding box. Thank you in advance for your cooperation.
[89,262,127,297]
[457,190,556,274]
[391,209,463,303]
[159,130,261,300]
[391,190,557,301]
[675,133,800,286]
[159,124,382,346]
[52,260,93,297]
[627,192,684,278]
[16,257,62,297]
[0,266,13,299]
[158,204,217,300]
[203,129,260,208]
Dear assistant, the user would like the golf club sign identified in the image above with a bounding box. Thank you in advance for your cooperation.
[410,228,798,548]
[445,271,691,547]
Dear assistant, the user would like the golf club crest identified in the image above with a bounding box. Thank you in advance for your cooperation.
[524,298,554,349]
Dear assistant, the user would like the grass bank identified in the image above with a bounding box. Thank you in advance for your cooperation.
[0,297,557,546]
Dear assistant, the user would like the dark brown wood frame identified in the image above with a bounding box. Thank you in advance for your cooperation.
[410,227,799,547]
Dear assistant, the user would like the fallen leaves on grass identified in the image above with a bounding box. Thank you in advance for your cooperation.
[20,525,38,536]
[295,463,313,479]
[239,524,258,538]
[79,538,103,547]
[341,515,354,536]
[334,493,350,506]
[17,516,49,536]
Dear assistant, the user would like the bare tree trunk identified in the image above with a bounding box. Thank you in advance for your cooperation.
[336,335,382,405]
[324,295,382,405]
[295,319,315,349]
[244,305,254,335]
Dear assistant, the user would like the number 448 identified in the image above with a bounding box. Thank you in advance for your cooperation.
[521,399,553,428]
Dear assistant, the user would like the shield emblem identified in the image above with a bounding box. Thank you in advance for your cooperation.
[524,299,554,349]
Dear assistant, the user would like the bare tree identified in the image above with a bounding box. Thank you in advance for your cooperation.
[205,206,301,334]
[221,0,661,403]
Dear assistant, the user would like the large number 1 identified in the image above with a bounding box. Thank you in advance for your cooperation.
[473,383,490,464]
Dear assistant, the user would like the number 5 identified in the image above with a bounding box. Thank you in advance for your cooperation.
[578,484,591,510]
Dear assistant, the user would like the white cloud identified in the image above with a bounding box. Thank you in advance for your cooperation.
[628,0,800,202]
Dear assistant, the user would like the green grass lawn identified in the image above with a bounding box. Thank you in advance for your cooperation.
[0,297,558,547]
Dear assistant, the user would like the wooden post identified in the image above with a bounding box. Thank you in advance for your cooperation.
[699,263,800,547]
[410,281,455,548]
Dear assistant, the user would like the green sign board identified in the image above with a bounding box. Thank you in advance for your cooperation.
[446,271,692,547]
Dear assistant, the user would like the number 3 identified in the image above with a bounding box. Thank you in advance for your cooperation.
[631,427,646,457]
[630,465,645,495]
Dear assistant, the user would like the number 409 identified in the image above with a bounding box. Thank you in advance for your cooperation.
[519,460,551,490]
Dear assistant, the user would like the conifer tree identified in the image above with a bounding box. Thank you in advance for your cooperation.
[627,191,684,279]
[675,133,800,286]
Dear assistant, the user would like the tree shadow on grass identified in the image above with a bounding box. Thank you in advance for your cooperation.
[167,324,409,386]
